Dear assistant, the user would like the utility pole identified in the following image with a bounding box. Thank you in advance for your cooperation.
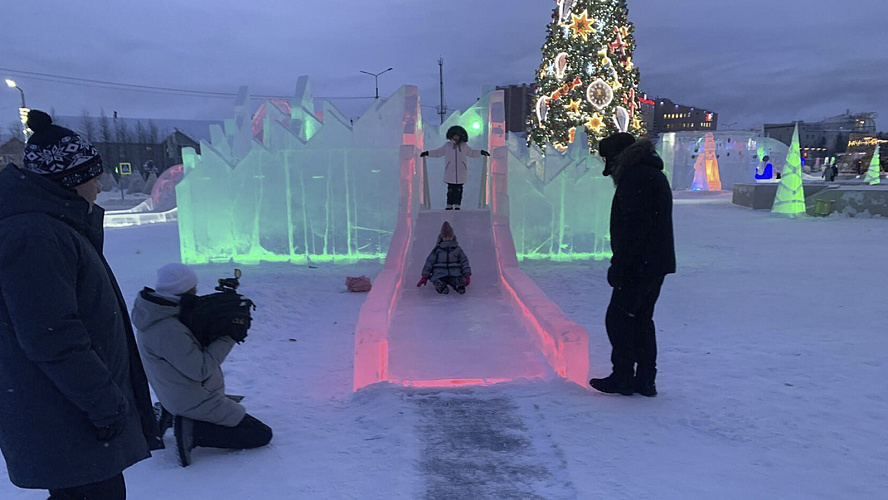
[436,58,447,124]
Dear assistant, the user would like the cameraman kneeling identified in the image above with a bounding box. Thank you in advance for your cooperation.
[131,263,272,466]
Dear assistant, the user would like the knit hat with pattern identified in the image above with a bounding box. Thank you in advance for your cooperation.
[22,110,104,189]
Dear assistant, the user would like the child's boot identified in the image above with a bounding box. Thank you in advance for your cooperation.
[434,280,449,294]
[446,205,453,210]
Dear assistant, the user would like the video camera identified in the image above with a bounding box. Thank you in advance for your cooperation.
[215,268,242,293]
[179,269,256,347]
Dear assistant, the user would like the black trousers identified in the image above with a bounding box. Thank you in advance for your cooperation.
[446,183,464,206]
[193,413,273,449]
[48,473,125,500]
[605,276,665,383]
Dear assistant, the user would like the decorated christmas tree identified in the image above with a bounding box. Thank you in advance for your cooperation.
[771,124,806,216]
[528,0,645,153]
[864,144,881,185]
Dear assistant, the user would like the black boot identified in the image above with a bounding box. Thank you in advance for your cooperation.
[434,281,449,294]
[634,379,657,397]
[155,402,173,442]
[634,368,657,397]
[589,374,634,396]
[174,416,195,467]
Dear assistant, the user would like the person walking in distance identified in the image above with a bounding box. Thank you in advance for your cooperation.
[589,133,676,397]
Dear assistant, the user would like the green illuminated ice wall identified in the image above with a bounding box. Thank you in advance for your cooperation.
[506,126,614,261]
[177,79,411,264]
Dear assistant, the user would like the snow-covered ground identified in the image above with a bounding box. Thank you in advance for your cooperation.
[3,193,887,498]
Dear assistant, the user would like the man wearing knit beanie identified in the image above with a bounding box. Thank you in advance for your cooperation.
[0,110,158,498]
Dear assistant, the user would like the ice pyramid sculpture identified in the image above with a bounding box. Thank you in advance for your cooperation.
[176,79,422,264]
[865,144,881,185]
[772,124,806,216]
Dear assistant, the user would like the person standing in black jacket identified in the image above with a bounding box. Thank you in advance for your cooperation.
[590,133,676,397]
[0,110,157,499]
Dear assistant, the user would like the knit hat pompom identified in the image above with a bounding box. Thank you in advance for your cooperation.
[440,221,455,239]
[26,110,53,134]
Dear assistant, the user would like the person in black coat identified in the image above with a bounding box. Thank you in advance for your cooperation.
[590,133,676,397]
[0,111,157,499]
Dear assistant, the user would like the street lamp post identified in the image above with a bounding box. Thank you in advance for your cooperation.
[5,79,28,139]
[360,67,393,99]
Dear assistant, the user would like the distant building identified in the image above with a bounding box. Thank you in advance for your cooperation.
[652,98,718,134]
[497,83,536,135]
[0,137,25,171]
[54,115,219,176]
[638,93,656,137]
[763,111,877,166]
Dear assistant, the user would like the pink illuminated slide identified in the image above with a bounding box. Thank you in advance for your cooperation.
[353,90,589,391]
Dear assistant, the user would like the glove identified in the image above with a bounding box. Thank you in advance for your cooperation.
[95,415,127,442]
[464,274,471,287]
[607,267,641,288]
[480,150,490,157]
[417,275,429,287]
[228,326,248,344]
[420,151,429,157]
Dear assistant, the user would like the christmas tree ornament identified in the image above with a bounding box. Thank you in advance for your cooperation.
[558,0,576,22]
[613,107,630,132]
[569,10,596,41]
[536,97,550,123]
[587,78,613,110]
[555,52,569,79]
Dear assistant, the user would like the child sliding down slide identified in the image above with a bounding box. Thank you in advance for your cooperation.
[416,221,472,294]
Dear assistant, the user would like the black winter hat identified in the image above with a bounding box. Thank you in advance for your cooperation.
[599,132,636,177]
[22,110,104,189]
[446,125,469,144]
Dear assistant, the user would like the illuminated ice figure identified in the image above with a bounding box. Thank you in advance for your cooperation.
[176,79,418,264]
[658,132,788,189]
[864,144,881,185]
[771,124,806,216]
[505,126,614,261]
[691,133,722,191]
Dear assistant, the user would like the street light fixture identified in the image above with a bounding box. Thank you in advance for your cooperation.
[360,67,393,99]
[5,78,29,139]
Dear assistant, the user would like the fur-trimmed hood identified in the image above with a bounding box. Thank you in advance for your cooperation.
[609,139,664,185]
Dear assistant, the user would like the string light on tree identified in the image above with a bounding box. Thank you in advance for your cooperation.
[529,0,645,153]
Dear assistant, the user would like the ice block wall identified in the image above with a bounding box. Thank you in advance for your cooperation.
[176,79,413,264]
[505,127,614,261]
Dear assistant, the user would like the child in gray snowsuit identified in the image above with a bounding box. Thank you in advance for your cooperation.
[416,221,472,294]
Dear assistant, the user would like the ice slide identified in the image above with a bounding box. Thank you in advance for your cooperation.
[353,91,589,390]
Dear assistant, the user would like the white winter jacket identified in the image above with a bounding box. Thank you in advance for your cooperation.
[428,140,482,185]
[131,289,246,427]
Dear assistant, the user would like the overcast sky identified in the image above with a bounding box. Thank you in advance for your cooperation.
[1,0,886,131]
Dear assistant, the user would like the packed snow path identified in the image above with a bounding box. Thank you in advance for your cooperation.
[412,390,576,499]
[387,210,552,384]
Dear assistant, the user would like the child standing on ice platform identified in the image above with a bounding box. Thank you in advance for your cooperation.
[420,125,490,210]
[416,221,472,294]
